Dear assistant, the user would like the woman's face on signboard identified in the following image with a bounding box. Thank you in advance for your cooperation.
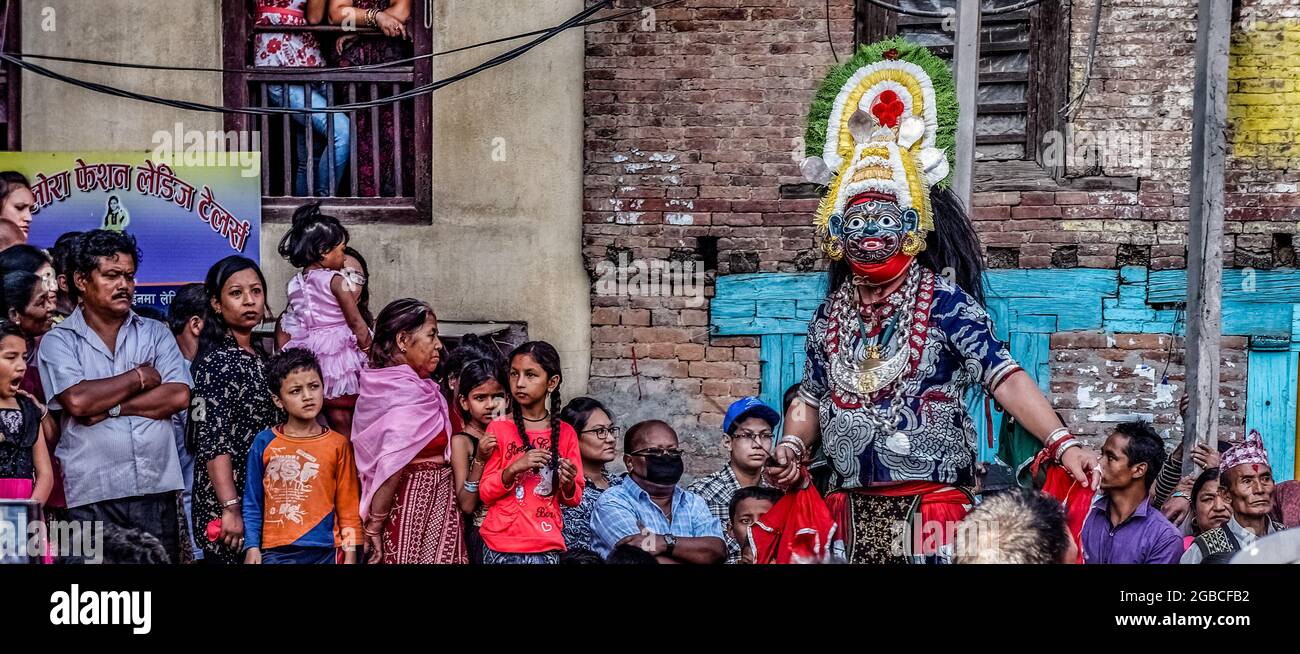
[0,185,34,245]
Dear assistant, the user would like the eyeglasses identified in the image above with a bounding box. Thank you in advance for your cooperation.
[731,430,774,444]
[628,447,684,459]
[581,425,621,439]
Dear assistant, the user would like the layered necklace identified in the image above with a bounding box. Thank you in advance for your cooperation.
[828,264,928,454]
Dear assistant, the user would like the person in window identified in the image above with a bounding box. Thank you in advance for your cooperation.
[329,0,413,198]
[256,0,351,197]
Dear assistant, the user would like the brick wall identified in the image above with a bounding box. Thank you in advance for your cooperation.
[1050,332,1248,446]
[582,0,1297,474]
[585,0,852,477]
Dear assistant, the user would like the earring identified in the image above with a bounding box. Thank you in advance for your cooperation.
[901,231,926,257]
[823,237,844,260]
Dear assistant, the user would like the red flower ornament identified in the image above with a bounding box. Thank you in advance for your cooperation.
[871,90,905,129]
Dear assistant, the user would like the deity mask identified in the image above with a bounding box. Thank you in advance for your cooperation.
[799,39,957,282]
[829,192,920,284]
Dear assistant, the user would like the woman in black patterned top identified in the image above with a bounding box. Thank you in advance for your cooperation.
[189,257,283,564]
[559,397,621,553]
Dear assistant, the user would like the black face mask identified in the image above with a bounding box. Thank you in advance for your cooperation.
[639,453,685,486]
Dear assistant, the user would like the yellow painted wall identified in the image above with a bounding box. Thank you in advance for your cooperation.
[1228,19,1300,167]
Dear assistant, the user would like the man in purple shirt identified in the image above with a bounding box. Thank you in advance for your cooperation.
[1081,421,1183,564]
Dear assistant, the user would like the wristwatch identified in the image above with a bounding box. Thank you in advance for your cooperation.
[662,533,677,557]
[108,404,122,418]
[1171,491,1189,500]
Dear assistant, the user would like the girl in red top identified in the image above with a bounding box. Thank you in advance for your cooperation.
[478,341,583,563]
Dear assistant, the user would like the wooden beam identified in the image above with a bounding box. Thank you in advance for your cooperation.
[952,0,982,210]
[1182,0,1233,475]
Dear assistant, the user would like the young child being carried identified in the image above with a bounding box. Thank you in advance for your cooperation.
[277,203,370,436]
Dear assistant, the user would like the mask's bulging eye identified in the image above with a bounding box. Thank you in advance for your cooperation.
[846,217,866,230]
[877,215,900,229]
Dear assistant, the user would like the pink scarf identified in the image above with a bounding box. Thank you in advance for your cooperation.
[351,364,449,520]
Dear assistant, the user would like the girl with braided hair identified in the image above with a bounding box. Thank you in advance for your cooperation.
[478,341,584,564]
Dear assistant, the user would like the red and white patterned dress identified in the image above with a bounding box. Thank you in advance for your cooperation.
[253,0,324,68]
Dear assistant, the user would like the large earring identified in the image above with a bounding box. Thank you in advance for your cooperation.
[901,231,926,257]
[823,236,844,260]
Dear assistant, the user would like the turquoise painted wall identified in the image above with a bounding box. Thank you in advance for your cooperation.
[711,267,1300,481]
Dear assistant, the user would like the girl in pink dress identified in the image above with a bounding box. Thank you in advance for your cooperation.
[277,203,371,435]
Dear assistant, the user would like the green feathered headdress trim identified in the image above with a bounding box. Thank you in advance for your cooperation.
[804,37,958,188]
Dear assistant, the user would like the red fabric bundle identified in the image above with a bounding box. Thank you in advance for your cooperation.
[750,472,843,564]
[1032,450,1090,564]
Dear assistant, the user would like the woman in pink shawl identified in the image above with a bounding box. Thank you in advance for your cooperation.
[352,298,465,563]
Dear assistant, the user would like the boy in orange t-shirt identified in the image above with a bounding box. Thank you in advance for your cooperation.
[243,348,362,564]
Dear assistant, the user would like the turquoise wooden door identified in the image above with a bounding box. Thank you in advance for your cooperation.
[758,334,806,431]
[1246,339,1297,482]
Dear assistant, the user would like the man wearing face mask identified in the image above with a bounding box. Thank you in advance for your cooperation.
[771,39,1100,564]
[589,420,726,563]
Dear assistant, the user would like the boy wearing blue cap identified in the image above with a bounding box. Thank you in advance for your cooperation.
[688,396,781,563]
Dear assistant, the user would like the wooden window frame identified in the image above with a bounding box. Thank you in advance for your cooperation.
[221,0,432,224]
[854,0,1073,188]
[1,0,20,151]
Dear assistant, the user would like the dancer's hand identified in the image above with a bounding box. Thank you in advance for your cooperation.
[1061,444,1100,490]
[766,443,803,489]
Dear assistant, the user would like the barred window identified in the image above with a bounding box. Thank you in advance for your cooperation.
[221,0,432,224]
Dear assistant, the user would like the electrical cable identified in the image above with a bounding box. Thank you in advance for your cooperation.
[1060,0,1104,118]
[0,0,616,116]
[825,0,840,63]
[3,0,687,76]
